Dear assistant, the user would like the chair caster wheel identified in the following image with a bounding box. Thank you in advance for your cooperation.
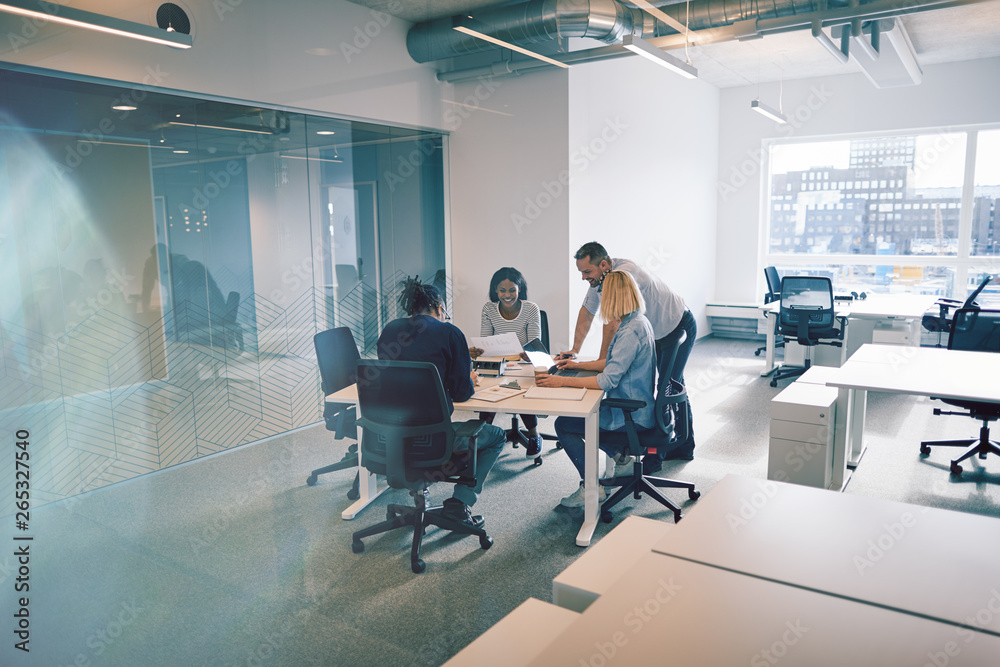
[770,379,778,387]
[601,510,613,523]
[951,462,963,476]
[755,349,762,356]
[689,489,701,501]
[306,474,318,486]
[412,559,426,574]
[480,536,493,550]
[555,442,563,450]
[352,540,364,554]
[532,456,543,467]
[386,508,396,521]
[919,445,931,456]
[673,511,683,523]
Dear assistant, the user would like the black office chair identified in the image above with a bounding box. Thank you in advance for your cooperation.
[755,266,784,357]
[769,276,844,387]
[350,360,493,573]
[921,276,991,348]
[509,309,559,458]
[307,327,360,499]
[920,308,1000,476]
[596,336,700,524]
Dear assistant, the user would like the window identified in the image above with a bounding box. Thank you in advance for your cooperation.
[765,129,1000,297]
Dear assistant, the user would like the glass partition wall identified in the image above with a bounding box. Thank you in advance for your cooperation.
[0,67,447,508]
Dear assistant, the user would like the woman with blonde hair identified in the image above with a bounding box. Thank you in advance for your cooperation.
[535,270,656,507]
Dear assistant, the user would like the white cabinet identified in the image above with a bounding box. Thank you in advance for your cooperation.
[768,382,837,489]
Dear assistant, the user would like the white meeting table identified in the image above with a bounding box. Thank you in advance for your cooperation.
[825,344,1000,490]
[530,550,1000,666]
[649,474,1000,638]
[327,374,605,546]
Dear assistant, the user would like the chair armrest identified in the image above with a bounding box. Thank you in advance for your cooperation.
[601,397,646,412]
[454,420,487,441]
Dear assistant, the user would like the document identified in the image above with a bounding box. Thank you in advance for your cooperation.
[469,332,523,357]
[525,386,587,401]
[472,385,528,402]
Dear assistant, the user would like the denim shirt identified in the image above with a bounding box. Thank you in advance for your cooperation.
[596,311,656,431]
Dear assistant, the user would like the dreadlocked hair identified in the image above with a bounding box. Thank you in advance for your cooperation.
[398,275,444,317]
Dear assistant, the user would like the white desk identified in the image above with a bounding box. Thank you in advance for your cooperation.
[826,344,1000,490]
[530,551,1000,666]
[759,293,935,376]
[651,475,1000,638]
[327,375,605,546]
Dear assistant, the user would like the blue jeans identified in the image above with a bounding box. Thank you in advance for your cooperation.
[654,309,696,452]
[554,416,625,479]
[451,422,505,507]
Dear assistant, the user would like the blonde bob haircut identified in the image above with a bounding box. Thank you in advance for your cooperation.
[600,270,645,324]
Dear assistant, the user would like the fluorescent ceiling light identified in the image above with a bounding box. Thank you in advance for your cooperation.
[0,0,192,49]
[169,121,272,135]
[629,0,699,42]
[750,99,787,124]
[453,16,569,69]
[316,130,336,135]
[621,35,697,79]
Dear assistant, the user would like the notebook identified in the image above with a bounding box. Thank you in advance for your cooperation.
[472,385,528,402]
[524,386,587,401]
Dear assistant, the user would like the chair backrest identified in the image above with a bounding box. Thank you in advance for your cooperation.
[764,266,781,303]
[540,310,550,353]
[355,360,459,489]
[314,327,360,395]
[949,308,1000,352]
[778,276,837,343]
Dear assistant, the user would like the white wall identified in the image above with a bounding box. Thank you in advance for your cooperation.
[715,56,1000,305]
[568,56,721,356]
[447,69,572,340]
[0,0,445,130]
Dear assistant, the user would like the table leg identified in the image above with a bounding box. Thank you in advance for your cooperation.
[831,386,865,492]
[847,388,868,469]
[576,411,599,547]
[341,406,387,520]
[762,311,778,376]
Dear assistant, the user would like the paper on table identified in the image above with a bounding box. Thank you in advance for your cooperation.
[524,386,587,401]
[468,332,523,357]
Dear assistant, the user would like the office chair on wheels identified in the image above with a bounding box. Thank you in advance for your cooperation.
[596,337,700,524]
[508,309,560,459]
[308,327,361,499]
[350,360,493,573]
[920,308,1000,476]
[755,266,783,357]
[769,276,844,387]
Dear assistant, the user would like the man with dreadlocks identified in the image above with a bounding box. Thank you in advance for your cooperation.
[375,276,506,529]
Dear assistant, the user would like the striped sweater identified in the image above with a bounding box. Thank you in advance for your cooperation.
[480,300,541,346]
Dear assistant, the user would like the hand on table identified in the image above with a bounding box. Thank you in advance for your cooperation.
[534,373,564,387]
[554,358,578,371]
[554,350,577,361]
[470,370,481,386]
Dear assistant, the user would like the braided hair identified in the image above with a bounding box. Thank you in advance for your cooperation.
[398,275,444,317]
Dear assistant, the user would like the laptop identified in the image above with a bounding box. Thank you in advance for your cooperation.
[523,350,598,378]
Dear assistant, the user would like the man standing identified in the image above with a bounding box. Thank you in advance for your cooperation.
[557,242,697,468]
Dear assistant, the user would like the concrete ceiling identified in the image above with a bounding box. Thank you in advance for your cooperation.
[348,0,1000,87]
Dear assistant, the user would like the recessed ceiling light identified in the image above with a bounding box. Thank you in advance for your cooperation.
[173,150,189,154]
[316,130,336,135]
[112,104,137,111]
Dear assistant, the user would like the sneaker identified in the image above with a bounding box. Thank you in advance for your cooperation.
[524,435,543,458]
[441,498,485,529]
[641,455,663,475]
[560,482,607,509]
[607,453,635,479]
